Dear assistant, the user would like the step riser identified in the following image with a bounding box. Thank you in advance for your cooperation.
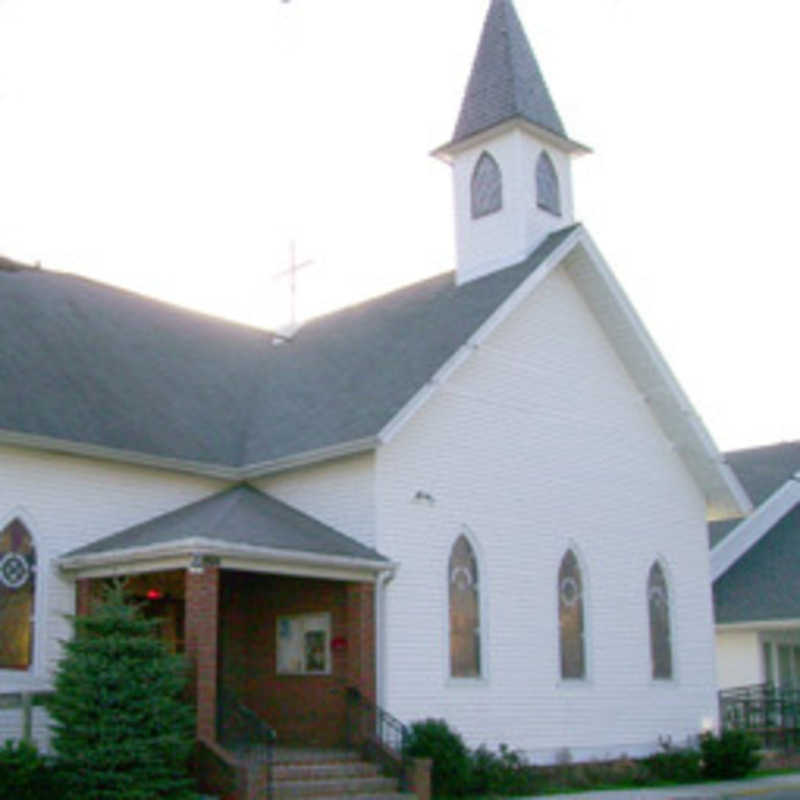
[274,778,398,798]
[274,764,380,781]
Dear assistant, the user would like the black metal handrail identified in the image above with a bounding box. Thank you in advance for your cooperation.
[218,689,277,800]
[720,682,800,750]
[345,686,411,790]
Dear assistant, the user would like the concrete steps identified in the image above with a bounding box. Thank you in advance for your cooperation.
[270,750,414,800]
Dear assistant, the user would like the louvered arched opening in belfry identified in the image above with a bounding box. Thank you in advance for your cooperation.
[0,518,36,670]
[536,150,561,215]
[558,548,585,679]
[648,561,673,679]
[471,151,503,219]
[449,534,481,678]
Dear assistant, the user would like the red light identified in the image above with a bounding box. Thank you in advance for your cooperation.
[146,589,163,600]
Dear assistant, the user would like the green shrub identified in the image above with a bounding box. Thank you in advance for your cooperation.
[644,739,702,783]
[404,719,472,797]
[46,583,196,800]
[469,743,542,796]
[700,730,761,780]
[0,739,63,800]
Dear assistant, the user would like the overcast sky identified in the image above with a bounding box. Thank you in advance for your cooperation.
[0,0,798,452]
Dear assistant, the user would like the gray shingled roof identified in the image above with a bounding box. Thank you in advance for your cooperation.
[713,501,800,624]
[0,226,577,469]
[64,484,388,563]
[450,0,567,147]
[710,441,800,547]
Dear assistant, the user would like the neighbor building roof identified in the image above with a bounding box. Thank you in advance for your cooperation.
[710,441,800,547]
[711,441,800,624]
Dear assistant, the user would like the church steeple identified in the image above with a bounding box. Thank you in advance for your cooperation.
[434,0,589,285]
[451,0,566,146]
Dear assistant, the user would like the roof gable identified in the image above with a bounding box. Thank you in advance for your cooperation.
[62,484,388,566]
[714,502,800,624]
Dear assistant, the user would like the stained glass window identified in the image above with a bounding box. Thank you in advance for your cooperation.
[536,151,561,215]
[0,519,36,670]
[648,562,672,679]
[449,535,480,678]
[558,549,585,679]
[471,152,502,219]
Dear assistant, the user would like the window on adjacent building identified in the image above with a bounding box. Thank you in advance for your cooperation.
[0,519,36,670]
[449,534,480,678]
[648,561,673,679]
[536,151,561,215]
[558,549,585,679]
[471,152,502,219]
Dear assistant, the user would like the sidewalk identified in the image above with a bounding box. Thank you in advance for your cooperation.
[534,771,800,799]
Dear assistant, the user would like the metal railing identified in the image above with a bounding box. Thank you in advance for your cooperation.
[218,689,277,800]
[720,683,800,749]
[345,686,410,790]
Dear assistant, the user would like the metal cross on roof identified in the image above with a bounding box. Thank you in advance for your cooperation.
[273,241,314,327]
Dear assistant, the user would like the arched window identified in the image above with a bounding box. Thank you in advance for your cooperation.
[449,534,480,677]
[648,561,672,679]
[536,151,561,215]
[558,549,585,679]
[471,152,502,219]
[0,519,36,670]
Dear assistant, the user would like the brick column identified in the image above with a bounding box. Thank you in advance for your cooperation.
[345,582,376,701]
[185,560,220,742]
[75,578,92,616]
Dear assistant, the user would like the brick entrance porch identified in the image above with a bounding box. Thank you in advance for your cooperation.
[76,563,376,749]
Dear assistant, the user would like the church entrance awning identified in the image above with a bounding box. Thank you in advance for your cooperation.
[58,483,392,581]
[59,484,390,751]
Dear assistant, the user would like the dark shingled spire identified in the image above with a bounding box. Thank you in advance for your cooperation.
[452,0,566,144]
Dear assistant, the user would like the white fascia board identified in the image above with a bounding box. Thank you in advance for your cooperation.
[431,117,591,163]
[711,477,800,582]
[58,537,397,581]
[0,429,241,479]
[0,427,378,482]
[239,438,378,479]
[570,231,751,521]
[378,226,584,445]
[717,618,800,633]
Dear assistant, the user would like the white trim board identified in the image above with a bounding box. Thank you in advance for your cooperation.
[711,476,800,582]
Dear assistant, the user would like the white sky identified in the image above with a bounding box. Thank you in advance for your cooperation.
[0,0,798,452]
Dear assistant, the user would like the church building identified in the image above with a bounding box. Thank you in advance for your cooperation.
[0,0,749,779]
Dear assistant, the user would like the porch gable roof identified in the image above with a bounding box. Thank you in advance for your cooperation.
[60,484,388,566]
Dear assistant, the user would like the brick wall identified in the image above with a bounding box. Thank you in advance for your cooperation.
[219,571,375,747]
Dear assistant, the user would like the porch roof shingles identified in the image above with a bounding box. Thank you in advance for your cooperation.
[63,484,388,564]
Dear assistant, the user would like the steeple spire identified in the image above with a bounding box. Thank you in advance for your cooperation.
[433,0,590,285]
[452,0,566,146]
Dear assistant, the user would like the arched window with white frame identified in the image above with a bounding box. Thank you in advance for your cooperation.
[471,151,502,219]
[558,549,585,679]
[648,561,673,679]
[536,150,561,215]
[449,534,480,678]
[0,518,36,670]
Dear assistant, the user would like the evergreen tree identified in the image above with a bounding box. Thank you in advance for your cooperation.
[47,583,196,800]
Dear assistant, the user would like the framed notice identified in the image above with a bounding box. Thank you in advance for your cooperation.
[276,613,331,675]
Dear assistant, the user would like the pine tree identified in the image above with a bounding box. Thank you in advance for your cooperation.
[47,583,196,800]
